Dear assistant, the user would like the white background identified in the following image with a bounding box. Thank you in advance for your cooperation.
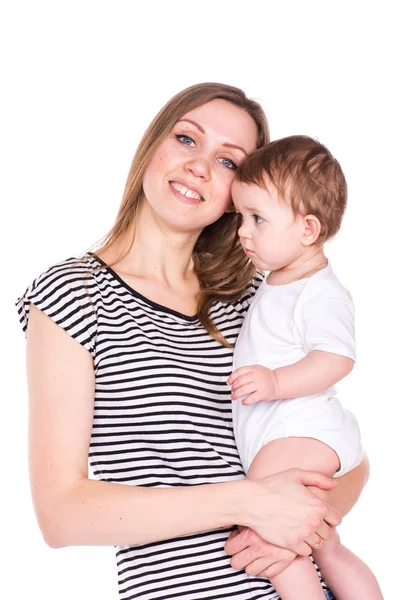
[1,1,398,598]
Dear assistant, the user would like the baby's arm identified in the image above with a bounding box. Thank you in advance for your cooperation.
[230,280,356,405]
[229,351,353,404]
[275,350,354,399]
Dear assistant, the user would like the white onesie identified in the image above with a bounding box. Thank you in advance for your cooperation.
[232,263,363,476]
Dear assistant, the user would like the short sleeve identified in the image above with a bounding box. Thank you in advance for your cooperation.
[295,288,356,361]
[238,271,265,310]
[16,256,98,359]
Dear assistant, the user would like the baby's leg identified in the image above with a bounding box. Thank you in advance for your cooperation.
[248,438,384,600]
[247,437,339,599]
[312,529,383,599]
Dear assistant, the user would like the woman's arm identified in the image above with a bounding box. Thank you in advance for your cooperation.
[324,453,369,517]
[27,304,341,551]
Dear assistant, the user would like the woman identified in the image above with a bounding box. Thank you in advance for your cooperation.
[17,83,368,599]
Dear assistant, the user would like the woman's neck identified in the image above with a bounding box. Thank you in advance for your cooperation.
[98,204,200,290]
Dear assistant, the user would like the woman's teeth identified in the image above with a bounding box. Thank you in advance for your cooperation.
[171,182,202,200]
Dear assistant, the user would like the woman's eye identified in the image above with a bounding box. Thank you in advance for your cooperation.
[175,134,195,146]
[218,157,237,170]
[254,215,264,224]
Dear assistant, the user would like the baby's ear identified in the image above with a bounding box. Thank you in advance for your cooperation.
[302,214,321,245]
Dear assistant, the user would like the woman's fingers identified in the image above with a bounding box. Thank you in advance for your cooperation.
[225,527,260,556]
[259,558,295,579]
[321,502,342,528]
[304,521,335,551]
[244,470,342,555]
[225,527,296,574]
[231,546,263,571]
[224,528,248,555]
[291,539,313,556]
[293,468,340,493]
[306,533,325,551]
[245,553,295,577]
[314,520,334,542]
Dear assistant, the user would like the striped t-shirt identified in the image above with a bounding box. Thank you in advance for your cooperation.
[17,253,326,600]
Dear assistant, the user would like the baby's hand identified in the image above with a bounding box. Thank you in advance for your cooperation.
[227,365,279,404]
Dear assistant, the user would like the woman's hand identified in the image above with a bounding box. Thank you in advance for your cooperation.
[241,468,341,556]
[226,458,369,576]
[225,526,297,578]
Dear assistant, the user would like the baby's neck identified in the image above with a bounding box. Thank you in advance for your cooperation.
[267,247,328,286]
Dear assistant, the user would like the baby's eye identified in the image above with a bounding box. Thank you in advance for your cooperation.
[218,157,237,170]
[254,215,264,224]
[175,134,195,146]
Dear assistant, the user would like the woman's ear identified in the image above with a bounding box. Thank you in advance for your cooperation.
[302,214,321,245]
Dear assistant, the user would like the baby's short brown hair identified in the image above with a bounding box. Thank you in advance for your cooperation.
[236,135,347,243]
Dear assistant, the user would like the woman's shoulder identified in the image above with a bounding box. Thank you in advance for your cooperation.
[213,271,264,319]
[16,253,99,357]
[238,270,265,307]
[26,253,99,289]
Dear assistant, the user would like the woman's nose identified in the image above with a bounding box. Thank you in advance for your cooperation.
[184,155,211,179]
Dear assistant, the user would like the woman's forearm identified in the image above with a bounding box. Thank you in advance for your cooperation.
[39,476,246,548]
[37,470,340,552]
[325,453,370,517]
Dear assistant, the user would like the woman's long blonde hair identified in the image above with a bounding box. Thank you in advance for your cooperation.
[96,82,270,346]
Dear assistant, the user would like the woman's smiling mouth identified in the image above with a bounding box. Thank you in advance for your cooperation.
[169,180,204,203]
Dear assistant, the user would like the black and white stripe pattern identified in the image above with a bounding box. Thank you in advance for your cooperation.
[17,253,326,599]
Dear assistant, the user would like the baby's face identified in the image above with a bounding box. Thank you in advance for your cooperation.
[232,179,305,272]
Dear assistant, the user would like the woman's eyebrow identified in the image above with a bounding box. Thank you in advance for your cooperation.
[177,118,206,133]
[176,119,248,155]
[223,142,247,156]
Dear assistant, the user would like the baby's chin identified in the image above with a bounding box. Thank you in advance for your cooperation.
[249,258,267,272]
[248,256,269,270]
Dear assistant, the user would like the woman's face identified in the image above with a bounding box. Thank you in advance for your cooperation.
[142,99,258,235]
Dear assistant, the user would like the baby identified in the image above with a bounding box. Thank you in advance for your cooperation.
[228,136,382,599]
